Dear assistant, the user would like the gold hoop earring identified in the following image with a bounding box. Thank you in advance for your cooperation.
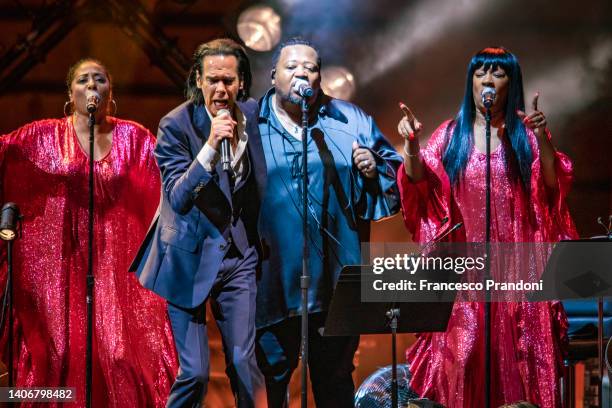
[63,101,73,117]
[110,99,117,116]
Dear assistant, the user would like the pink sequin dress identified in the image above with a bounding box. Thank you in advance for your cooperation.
[398,120,577,408]
[0,117,178,407]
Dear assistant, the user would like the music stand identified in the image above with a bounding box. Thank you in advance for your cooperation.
[531,238,612,407]
[323,266,457,408]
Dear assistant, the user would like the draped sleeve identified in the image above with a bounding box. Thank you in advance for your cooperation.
[0,121,40,303]
[528,129,578,241]
[352,111,403,221]
[397,120,454,242]
[0,120,50,373]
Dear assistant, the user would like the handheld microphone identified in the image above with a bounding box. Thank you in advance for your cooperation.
[292,78,314,98]
[481,87,496,109]
[216,108,232,172]
[86,90,100,113]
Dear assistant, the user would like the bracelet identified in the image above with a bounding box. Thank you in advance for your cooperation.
[403,145,419,158]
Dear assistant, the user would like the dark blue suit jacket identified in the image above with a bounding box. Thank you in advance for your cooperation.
[130,99,267,309]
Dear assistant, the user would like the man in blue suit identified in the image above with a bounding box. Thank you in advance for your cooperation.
[130,38,266,408]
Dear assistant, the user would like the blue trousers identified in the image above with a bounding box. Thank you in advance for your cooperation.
[166,246,264,408]
[255,312,360,408]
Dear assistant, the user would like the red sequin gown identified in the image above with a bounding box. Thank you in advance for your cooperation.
[398,120,577,408]
[0,117,178,407]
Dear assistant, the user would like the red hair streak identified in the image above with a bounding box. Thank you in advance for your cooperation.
[481,47,506,55]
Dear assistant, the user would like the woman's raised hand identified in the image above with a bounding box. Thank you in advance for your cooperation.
[517,92,547,139]
[397,102,423,141]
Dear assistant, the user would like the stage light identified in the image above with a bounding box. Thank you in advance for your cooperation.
[0,203,20,241]
[321,66,356,101]
[237,5,281,52]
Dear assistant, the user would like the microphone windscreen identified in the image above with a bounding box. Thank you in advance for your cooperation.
[216,108,231,118]
[481,87,496,107]
[86,90,101,113]
[481,86,496,98]
[292,78,313,96]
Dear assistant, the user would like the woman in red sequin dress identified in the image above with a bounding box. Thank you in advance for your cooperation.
[396,47,577,407]
[0,59,177,407]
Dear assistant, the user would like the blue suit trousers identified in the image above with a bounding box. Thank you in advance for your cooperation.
[166,246,264,408]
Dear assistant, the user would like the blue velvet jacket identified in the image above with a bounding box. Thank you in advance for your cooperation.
[130,99,267,309]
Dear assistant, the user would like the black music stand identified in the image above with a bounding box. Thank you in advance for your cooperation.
[323,266,456,408]
[531,238,612,407]
[531,239,612,300]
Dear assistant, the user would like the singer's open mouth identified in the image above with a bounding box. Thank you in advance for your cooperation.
[213,100,229,110]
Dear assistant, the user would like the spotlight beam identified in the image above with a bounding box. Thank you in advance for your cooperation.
[357,0,505,85]
[525,37,612,129]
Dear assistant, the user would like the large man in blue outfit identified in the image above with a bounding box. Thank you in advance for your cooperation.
[255,37,402,407]
[130,38,266,407]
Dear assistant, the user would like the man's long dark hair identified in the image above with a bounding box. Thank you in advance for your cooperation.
[185,38,252,105]
[443,47,532,188]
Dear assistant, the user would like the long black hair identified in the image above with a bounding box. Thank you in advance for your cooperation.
[443,47,532,188]
[185,38,252,105]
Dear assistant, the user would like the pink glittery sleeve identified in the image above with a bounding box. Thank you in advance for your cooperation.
[397,120,454,242]
[528,128,579,241]
[0,122,35,293]
[0,122,38,369]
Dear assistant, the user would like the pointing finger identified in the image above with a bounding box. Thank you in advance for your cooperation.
[532,92,539,111]
[399,102,415,120]
[399,102,418,130]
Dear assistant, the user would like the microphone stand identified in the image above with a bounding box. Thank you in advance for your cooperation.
[484,106,492,408]
[387,219,461,408]
[86,111,95,408]
[386,307,400,408]
[0,205,23,388]
[300,97,310,408]
[5,237,21,387]
[7,239,13,387]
